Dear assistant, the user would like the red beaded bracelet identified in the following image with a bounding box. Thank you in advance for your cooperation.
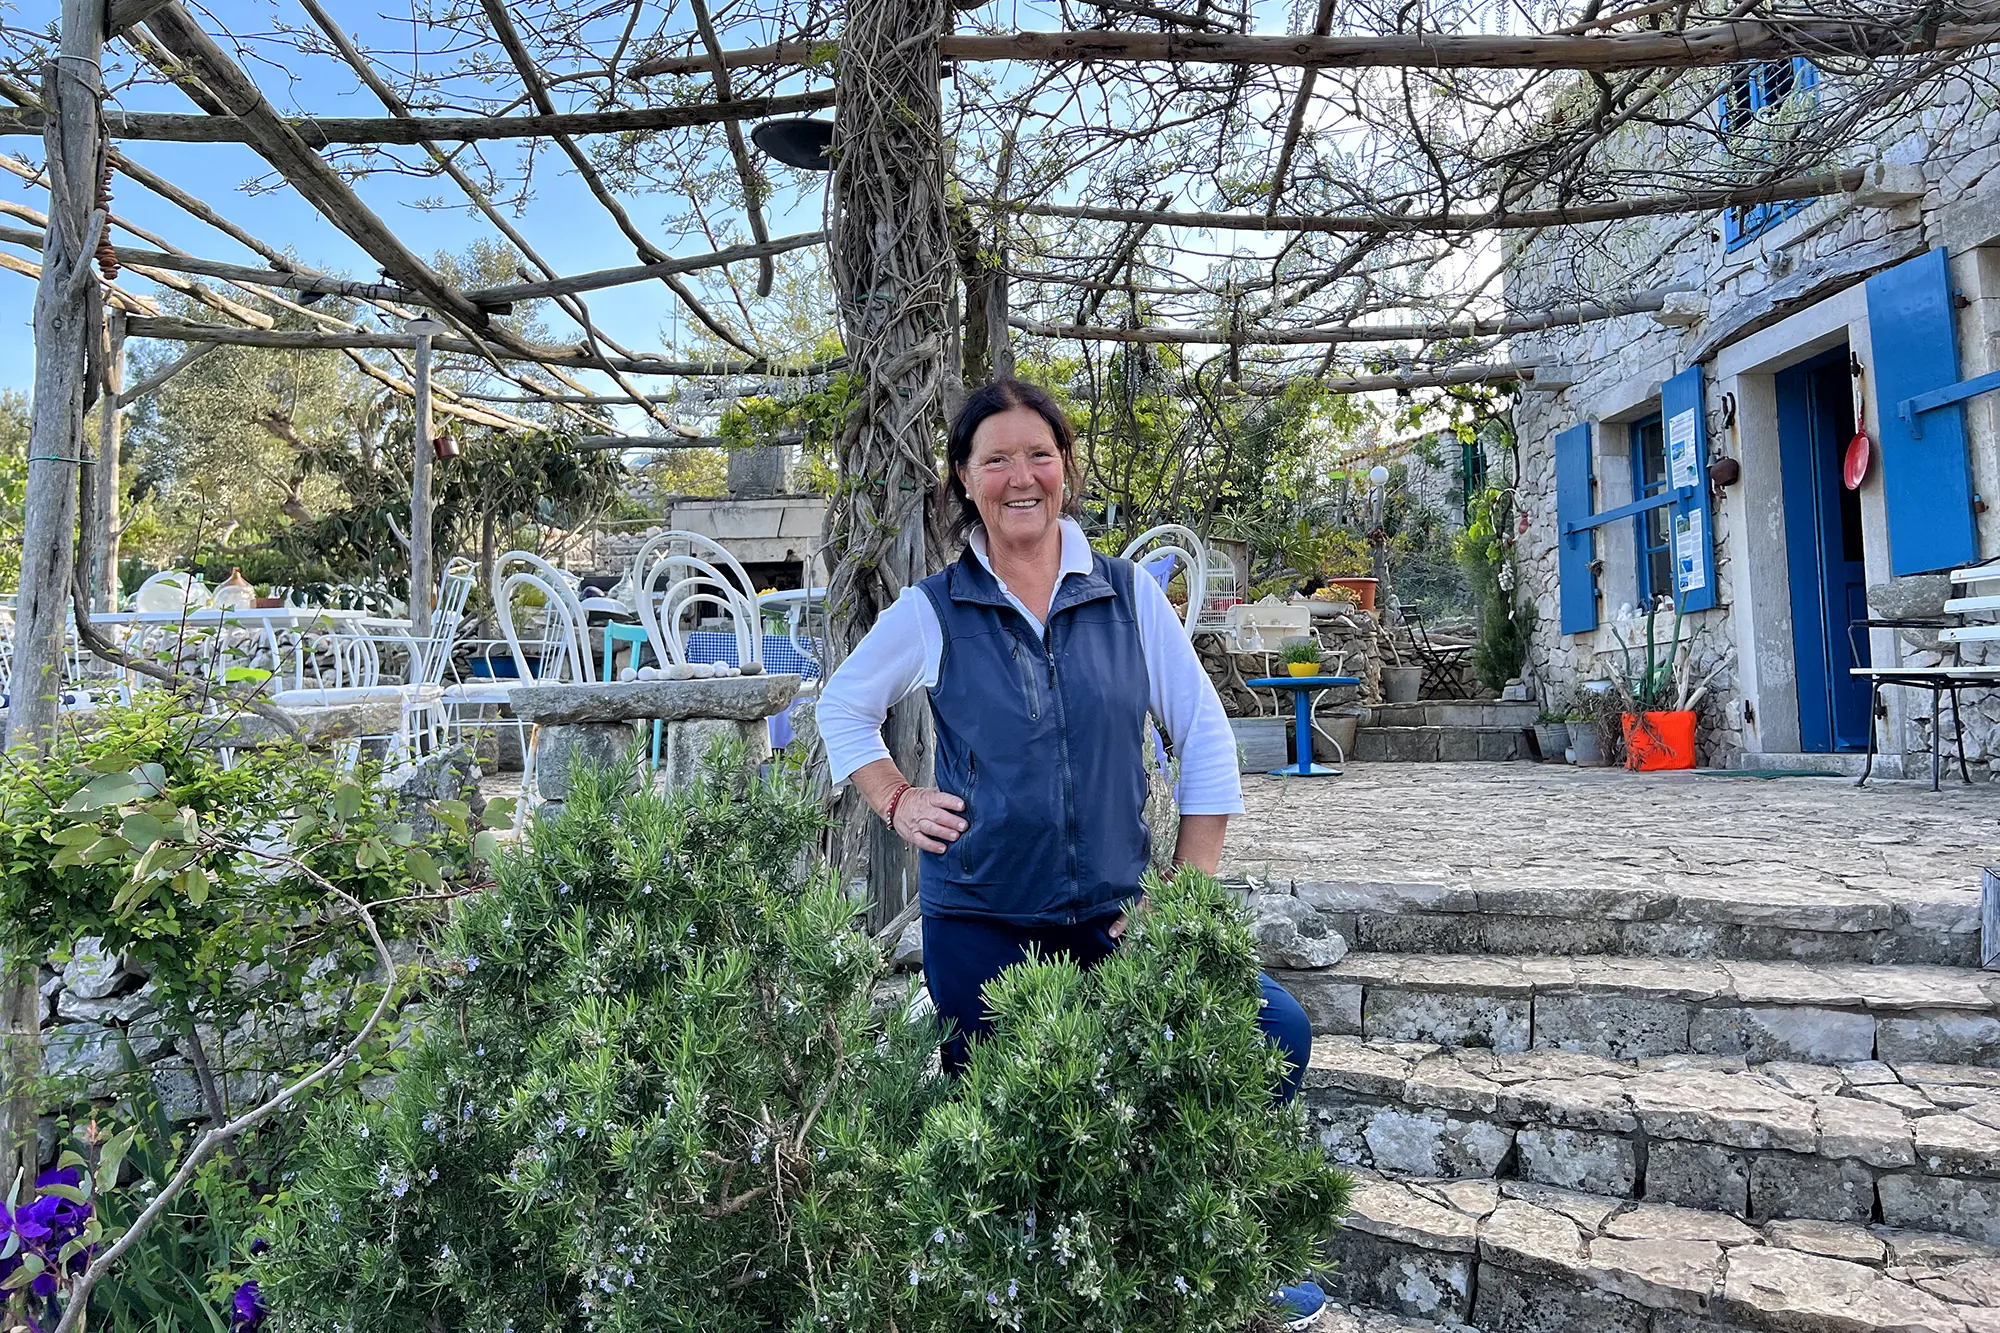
[882,781,913,829]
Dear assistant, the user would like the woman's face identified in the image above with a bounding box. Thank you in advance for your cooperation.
[960,406,1065,550]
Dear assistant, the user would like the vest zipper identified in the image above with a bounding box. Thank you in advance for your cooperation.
[1047,621,1081,923]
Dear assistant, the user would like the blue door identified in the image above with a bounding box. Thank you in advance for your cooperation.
[1776,347,1872,752]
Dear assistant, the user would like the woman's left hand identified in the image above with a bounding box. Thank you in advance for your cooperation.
[1107,893,1149,940]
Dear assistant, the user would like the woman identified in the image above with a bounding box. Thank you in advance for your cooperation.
[816,379,1325,1325]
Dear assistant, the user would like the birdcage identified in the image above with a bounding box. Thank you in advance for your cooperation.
[1193,542,1242,634]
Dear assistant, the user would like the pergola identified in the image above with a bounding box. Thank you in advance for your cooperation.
[8,0,1994,984]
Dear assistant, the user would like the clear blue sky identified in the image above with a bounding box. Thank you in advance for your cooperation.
[0,4,829,406]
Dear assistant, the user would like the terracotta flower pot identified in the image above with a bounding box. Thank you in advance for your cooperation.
[1622,710,1697,771]
[1329,576,1378,611]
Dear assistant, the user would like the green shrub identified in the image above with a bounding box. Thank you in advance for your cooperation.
[265,752,1350,1332]
[895,868,1352,1333]
[1457,487,1531,691]
[264,751,944,1332]
[0,696,481,1332]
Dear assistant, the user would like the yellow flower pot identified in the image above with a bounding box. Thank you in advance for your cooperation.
[1287,662,1319,677]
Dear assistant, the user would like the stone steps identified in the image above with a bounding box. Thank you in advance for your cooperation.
[1284,877,1980,968]
[1323,1170,1994,1333]
[1352,726,1530,763]
[1304,1036,2000,1244]
[1271,952,2000,1067]
[1318,1305,1459,1333]
[1362,702,1542,729]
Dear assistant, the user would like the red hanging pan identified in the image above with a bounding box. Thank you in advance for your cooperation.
[1845,364,1872,491]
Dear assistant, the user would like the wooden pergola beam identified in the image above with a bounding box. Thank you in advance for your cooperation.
[1009,285,1694,343]
[982,170,1868,235]
[630,20,2000,77]
[123,315,843,377]
[463,231,824,304]
[0,221,822,309]
[1230,362,1534,395]
[137,5,489,330]
[106,0,172,34]
[0,90,839,144]
[0,222,421,303]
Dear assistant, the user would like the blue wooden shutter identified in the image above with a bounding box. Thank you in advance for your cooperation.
[1661,365,1719,612]
[1864,246,1979,575]
[1554,422,1598,634]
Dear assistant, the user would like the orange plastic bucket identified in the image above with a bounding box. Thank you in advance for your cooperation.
[1622,710,1697,771]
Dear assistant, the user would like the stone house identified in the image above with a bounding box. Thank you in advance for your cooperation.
[1505,60,2000,774]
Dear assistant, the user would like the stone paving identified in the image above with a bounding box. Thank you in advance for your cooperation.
[1223,764,2000,929]
[1223,763,2000,1332]
[1333,1170,2000,1333]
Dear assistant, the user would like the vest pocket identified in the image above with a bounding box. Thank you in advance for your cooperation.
[947,752,977,878]
[1009,639,1042,721]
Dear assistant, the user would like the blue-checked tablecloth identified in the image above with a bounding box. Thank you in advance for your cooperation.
[683,632,823,749]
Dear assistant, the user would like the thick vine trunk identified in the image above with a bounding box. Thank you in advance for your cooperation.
[6,0,109,1190]
[826,0,952,928]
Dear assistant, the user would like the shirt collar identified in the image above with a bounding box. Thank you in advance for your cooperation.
[967,517,1094,582]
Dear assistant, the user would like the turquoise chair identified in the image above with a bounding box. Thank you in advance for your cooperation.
[600,620,663,769]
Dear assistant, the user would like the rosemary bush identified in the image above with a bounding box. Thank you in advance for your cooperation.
[265,751,1350,1332]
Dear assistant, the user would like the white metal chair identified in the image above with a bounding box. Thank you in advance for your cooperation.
[268,562,476,766]
[628,531,764,666]
[486,563,594,806]
[1120,524,1209,640]
[442,551,593,791]
[638,553,762,671]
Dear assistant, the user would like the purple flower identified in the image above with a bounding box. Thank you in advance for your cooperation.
[0,1168,94,1299]
[249,1238,271,1256]
[232,1279,266,1331]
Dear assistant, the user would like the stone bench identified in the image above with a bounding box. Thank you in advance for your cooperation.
[506,675,802,806]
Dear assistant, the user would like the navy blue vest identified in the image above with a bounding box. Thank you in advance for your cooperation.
[916,547,1152,926]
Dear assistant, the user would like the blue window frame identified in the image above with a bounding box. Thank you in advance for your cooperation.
[1721,58,1821,250]
[1630,413,1673,603]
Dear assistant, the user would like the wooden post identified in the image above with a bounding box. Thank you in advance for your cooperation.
[90,307,123,611]
[7,0,108,1193]
[406,317,446,640]
[827,0,952,928]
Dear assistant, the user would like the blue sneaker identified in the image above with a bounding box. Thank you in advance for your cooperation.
[1274,1279,1326,1330]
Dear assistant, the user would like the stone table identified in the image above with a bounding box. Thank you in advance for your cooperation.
[507,674,801,806]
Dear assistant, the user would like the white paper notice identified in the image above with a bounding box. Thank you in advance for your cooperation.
[1674,509,1706,595]
[1668,408,1699,491]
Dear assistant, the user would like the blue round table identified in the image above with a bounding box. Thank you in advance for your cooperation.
[1246,675,1360,777]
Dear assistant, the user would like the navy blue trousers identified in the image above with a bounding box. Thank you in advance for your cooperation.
[923,912,1313,1103]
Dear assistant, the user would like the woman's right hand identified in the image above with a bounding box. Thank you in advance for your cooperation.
[893,787,968,854]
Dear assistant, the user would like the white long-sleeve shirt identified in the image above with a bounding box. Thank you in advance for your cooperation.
[816,519,1245,815]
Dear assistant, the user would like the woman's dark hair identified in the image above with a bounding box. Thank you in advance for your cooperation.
[938,378,1084,542]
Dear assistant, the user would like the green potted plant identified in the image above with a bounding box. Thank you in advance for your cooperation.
[1279,638,1322,677]
[1568,683,1621,766]
[1611,598,1735,771]
[1532,706,1571,762]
